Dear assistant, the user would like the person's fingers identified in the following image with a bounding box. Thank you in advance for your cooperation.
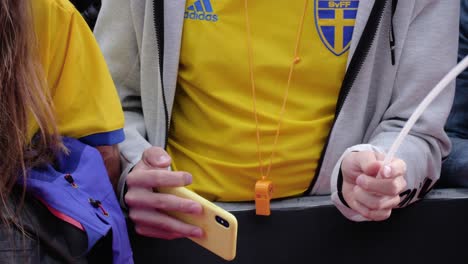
[353,185,401,210]
[342,151,381,182]
[140,147,172,169]
[381,158,407,179]
[356,174,407,196]
[126,169,192,188]
[356,152,381,177]
[374,152,386,161]
[134,225,185,240]
[125,187,203,214]
[367,209,392,221]
[130,209,204,239]
[350,200,370,218]
[351,200,392,221]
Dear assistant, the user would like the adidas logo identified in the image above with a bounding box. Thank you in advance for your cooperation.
[184,0,219,22]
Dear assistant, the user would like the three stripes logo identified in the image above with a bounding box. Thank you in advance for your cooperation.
[184,0,219,22]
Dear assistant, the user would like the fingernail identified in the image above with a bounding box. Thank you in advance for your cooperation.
[184,173,193,185]
[383,166,392,178]
[190,228,203,238]
[158,155,170,164]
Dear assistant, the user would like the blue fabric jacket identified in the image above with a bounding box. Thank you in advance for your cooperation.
[21,137,133,264]
[445,0,468,137]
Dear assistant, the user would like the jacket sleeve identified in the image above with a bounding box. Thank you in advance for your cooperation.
[332,0,460,221]
[94,0,152,208]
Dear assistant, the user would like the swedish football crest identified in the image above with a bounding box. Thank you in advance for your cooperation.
[315,0,359,56]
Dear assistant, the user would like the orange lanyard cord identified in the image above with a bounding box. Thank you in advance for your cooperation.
[244,0,264,177]
[244,0,309,180]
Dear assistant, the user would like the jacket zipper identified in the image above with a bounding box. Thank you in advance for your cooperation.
[153,0,170,148]
[305,0,390,194]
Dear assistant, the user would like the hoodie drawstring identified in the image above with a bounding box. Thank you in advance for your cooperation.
[390,0,398,65]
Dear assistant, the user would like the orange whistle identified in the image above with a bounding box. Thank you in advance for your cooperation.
[255,179,273,216]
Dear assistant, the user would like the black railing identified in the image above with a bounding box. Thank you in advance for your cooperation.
[129,189,468,264]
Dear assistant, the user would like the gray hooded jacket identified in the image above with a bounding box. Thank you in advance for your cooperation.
[94,0,459,220]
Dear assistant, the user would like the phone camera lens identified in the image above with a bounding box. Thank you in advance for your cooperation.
[215,215,230,228]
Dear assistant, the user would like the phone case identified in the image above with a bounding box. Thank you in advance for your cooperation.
[158,186,238,261]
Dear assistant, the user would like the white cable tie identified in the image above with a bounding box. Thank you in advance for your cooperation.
[383,55,468,166]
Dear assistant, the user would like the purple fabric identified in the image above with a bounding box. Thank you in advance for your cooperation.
[21,137,133,264]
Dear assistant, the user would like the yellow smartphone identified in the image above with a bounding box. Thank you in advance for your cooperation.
[157,186,238,261]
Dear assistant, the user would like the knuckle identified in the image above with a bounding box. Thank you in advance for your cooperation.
[129,210,140,222]
[151,175,164,187]
[361,210,371,219]
[125,192,137,206]
[134,226,145,235]
[157,222,172,233]
[342,152,358,169]
[356,178,369,190]
[145,146,162,156]
[170,198,190,213]
[392,160,406,176]
[170,201,182,212]
[370,200,383,210]
[126,173,137,186]
[375,152,385,160]
[353,185,360,193]
[133,160,148,172]
[353,202,370,218]
[142,147,169,168]
[371,210,391,221]
[389,181,400,195]
[151,194,166,209]
[126,169,147,186]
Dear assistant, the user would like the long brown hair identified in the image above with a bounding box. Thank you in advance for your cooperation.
[0,0,60,224]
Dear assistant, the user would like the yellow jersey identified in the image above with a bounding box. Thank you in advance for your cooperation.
[169,0,359,201]
[29,0,124,146]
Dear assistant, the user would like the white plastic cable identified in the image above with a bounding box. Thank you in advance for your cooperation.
[383,55,468,166]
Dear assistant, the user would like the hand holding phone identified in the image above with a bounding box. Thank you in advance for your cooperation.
[125,147,204,240]
[125,147,238,260]
[157,186,238,261]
